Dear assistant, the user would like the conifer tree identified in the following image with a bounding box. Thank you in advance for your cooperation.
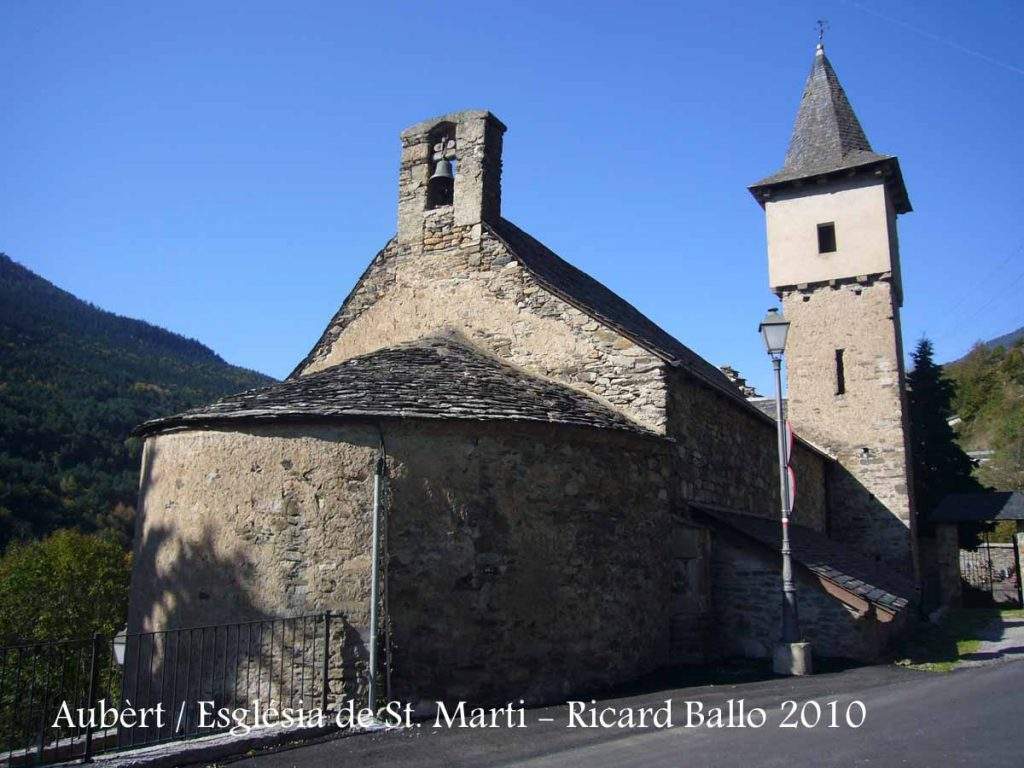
[907,338,982,520]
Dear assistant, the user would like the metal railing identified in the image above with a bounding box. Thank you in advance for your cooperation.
[0,612,333,766]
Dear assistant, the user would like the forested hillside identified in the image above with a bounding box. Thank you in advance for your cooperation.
[946,337,1024,491]
[0,253,274,547]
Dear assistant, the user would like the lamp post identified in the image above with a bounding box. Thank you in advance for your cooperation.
[759,308,811,675]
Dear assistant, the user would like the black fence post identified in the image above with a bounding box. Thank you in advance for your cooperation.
[320,611,331,714]
[82,633,102,763]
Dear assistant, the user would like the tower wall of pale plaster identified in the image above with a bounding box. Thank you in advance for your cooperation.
[765,177,896,290]
[298,216,668,432]
[781,277,916,573]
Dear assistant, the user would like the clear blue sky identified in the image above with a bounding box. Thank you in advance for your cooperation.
[3,1,1023,391]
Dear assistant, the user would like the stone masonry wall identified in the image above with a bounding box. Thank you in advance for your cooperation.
[919,524,962,609]
[667,368,828,531]
[130,418,674,708]
[130,424,381,705]
[782,275,916,576]
[664,369,830,663]
[667,520,712,663]
[386,419,673,706]
[959,541,1021,605]
[299,221,668,432]
[710,535,899,661]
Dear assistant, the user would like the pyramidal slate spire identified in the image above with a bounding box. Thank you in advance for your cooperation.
[782,43,884,175]
[750,43,911,212]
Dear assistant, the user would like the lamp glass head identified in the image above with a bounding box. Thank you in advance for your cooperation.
[113,626,128,665]
[759,308,790,356]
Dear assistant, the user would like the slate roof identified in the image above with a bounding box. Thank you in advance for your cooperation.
[135,336,654,437]
[291,217,756,411]
[749,45,910,213]
[697,506,914,613]
[930,492,1024,523]
[281,213,837,456]
[490,219,751,408]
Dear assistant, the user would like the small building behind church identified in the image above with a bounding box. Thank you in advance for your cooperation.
[130,43,919,707]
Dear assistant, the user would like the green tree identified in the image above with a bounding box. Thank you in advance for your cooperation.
[0,531,130,753]
[907,338,982,519]
[0,253,273,548]
[983,409,1024,491]
[0,529,131,645]
[946,338,1024,494]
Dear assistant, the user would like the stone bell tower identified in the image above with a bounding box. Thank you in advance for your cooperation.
[749,43,917,578]
[397,110,506,247]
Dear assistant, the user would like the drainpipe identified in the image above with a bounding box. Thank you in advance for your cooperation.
[368,432,386,715]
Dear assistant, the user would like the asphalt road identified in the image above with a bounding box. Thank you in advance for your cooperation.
[225,660,1024,768]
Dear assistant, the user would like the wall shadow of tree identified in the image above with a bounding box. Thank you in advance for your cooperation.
[116,443,365,749]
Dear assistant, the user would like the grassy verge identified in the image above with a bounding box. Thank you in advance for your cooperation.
[896,607,1024,672]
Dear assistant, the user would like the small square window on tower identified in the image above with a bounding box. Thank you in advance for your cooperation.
[817,222,837,253]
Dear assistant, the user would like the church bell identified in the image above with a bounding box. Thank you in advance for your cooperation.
[430,158,454,181]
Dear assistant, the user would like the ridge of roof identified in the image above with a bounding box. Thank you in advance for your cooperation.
[285,217,832,448]
[487,220,836,462]
[135,335,655,438]
[487,219,750,406]
[697,505,914,613]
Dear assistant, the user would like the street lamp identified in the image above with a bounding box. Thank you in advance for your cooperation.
[113,626,128,666]
[759,307,790,358]
[758,308,811,675]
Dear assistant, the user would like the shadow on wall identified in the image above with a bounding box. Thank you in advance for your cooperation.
[129,440,274,632]
[123,443,366,744]
[129,520,264,633]
[124,518,366,742]
[381,424,674,708]
[709,534,905,663]
[826,459,915,577]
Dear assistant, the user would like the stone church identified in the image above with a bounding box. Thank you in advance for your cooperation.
[129,43,918,705]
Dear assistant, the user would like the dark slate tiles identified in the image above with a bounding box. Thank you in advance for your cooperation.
[930,492,1024,523]
[748,47,911,213]
[491,218,751,409]
[756,46,888,186]
[136,336,653,437]
[697,506,914,612]
[747,397,786,421]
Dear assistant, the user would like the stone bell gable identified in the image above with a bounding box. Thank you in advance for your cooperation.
[396,110,506,245]
[291,109,708,432]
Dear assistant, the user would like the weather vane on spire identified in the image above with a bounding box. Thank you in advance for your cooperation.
[816,19,829,46]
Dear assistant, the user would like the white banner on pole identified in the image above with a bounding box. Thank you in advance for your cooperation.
[785,420,796,510]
